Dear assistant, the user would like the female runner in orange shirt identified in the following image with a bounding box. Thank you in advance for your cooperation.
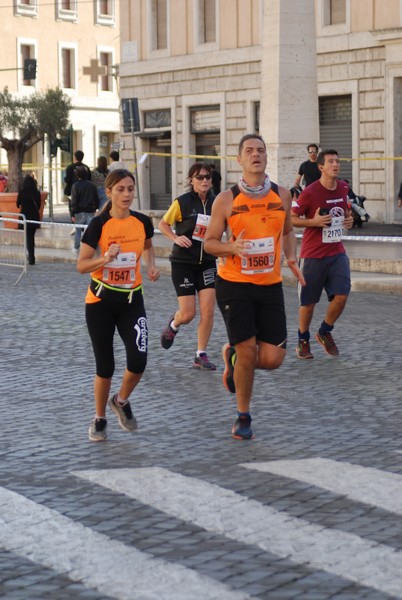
[77,169,160,442]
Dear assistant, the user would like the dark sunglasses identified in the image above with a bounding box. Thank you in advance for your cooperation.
[193,174,212,181]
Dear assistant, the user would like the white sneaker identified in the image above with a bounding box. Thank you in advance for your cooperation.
[72,247,79,255]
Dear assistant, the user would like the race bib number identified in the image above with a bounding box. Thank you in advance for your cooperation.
[192,214,211,242]
[322,216,344,244]
[103,252,137,288]
[241,237,275,275]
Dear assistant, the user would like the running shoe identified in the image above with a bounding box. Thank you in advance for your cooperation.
[88,418,107,442]
[232,415,254,440]
[222,343,236,393]
[193,353,216,370]
[108,394,138,432]
[160,315,178,349]
[296,339,313,359]
[315,331,339,356]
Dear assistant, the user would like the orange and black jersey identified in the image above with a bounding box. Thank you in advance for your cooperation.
[218,183,286,286]
[82,209,154,303]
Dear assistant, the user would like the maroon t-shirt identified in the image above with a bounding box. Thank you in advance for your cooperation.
[292,179,349,258]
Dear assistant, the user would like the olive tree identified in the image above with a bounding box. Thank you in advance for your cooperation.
[0,87,72,192]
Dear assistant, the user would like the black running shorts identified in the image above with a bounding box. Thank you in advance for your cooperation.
[215,277,287,347]
[171,261,217,297]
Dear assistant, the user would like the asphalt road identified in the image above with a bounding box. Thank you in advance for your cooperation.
[1,263,402,599]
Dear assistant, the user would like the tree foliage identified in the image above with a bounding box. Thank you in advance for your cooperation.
[0,87,72,191]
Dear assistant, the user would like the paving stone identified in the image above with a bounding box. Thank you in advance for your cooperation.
[1,264,402,598]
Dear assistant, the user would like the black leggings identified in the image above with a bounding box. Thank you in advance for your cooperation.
[26,224,37,264]
[85,296,148,379]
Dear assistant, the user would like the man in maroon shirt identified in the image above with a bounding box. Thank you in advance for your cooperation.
[291,149,353,359]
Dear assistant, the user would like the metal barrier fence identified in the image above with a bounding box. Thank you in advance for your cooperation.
[0,213,27,284]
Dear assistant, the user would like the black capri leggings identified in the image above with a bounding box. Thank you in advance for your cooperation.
[85,296,148,379]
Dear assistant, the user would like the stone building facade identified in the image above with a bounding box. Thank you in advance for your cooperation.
[0,0,121,208]
[119,0,402,223]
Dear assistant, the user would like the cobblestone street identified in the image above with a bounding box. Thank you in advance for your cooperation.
[1,263,402,599]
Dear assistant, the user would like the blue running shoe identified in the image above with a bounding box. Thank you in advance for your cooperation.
[232,414,254,440]
[222,343,236,393]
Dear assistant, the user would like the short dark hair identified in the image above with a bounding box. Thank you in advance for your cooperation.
[307,143,318,152]
[74,150,84,161]
[317,149,338,166]
[75,166,88,179]
[238,134,266,155]
[109,151,120,161]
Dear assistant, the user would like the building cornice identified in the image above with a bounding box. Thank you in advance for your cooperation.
[371,28,402,44]
[316,30,376,53]
[119,46,262,77]
[69,96,120,110]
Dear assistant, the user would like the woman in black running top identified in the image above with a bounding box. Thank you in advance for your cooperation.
[158,162,217,370]
[77,169,160,442]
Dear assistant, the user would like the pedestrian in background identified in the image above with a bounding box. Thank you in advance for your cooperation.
[77,169,160,442]
[70,166,99,254]
[397,181,402,208]
[64,150,91,206]
[16,174,41,265]
[209,163,222,195]
[292,149,354,359]
[91,156,109,209]
[108,150,125,172]
[292,143,321,198]
[0,172,8,192]
[64,150,92,236]
[204,134,304,440]
[159,162,217,370]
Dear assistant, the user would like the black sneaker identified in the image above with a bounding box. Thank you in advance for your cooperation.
[232,415,254,440]
[88,418,107,442]
[222,343,236,393]
[161,315,178,349]
[316,331,339,356]
[108,394,137,432]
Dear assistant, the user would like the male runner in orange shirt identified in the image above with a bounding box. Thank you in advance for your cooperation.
[204,134,305,440]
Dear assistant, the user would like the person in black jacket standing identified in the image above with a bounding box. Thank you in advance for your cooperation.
[63,150,91,223]
[16,174,41,265]
[64,150,91,197]
[71,166,99,254]
[159,162,217,370]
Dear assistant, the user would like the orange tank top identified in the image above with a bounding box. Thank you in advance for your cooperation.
[218,184,286,285]
[84,211,153,304]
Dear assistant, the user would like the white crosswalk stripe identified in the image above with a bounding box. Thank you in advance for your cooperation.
[241,457,402,514]
[74,466,402,598]
[0,485,252,600]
